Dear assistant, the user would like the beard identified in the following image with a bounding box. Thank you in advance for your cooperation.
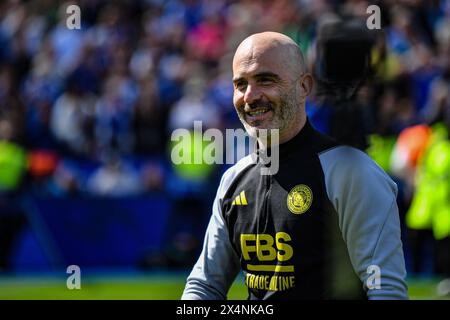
[236,85,300,140]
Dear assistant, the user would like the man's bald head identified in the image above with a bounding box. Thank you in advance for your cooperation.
[233,32,307,80]
[231,31,313,145]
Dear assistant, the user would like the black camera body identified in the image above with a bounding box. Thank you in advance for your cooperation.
[315,19,376,101]
[313,19,378,150]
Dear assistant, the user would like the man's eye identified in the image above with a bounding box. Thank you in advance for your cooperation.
[258,77,273,85]
[235,82,247,90]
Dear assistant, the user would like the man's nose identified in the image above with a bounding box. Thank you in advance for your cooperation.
[243,84,262,105]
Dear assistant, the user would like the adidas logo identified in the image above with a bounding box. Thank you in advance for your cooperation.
[232,190,248,206]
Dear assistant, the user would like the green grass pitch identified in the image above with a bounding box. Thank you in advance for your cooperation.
[0,273,448,300]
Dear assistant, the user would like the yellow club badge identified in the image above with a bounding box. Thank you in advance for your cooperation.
[287,184,313,214]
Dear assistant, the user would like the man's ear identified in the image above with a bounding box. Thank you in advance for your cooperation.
[300,74,313,97]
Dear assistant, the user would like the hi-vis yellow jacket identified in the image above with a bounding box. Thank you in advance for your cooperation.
[406,123,450,240]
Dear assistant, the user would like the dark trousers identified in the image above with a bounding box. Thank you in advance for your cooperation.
[0,213,26,270]
[435,237,450,277]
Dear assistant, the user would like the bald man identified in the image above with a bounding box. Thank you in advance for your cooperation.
[182,32,408,300]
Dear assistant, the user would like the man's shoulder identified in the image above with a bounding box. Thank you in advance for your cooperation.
[318,145,397,193]
[217,155,255,198]
[319,145,392,180]
[319,145,377,168]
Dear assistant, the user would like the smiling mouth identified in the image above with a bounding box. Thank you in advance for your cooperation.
[243,107,274,127]
[245,107,271,117]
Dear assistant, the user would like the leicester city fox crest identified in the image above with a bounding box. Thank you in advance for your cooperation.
[287,184,313,214]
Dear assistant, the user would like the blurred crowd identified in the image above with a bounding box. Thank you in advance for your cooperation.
[0,0,449,275]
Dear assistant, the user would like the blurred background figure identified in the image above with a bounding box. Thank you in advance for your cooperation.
[0,63,27,272]
[0,0,449,298]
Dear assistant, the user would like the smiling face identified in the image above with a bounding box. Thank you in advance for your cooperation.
[232,32,312,144]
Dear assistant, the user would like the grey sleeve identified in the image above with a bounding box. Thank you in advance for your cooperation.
[181,159,251,300]
[319,146,408,300]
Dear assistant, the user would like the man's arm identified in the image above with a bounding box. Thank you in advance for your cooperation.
[181,189,241,300]
[181,157,254,300]
[320,146,408,300]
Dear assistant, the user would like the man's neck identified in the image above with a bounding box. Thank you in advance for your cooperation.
[257,116,306,150]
